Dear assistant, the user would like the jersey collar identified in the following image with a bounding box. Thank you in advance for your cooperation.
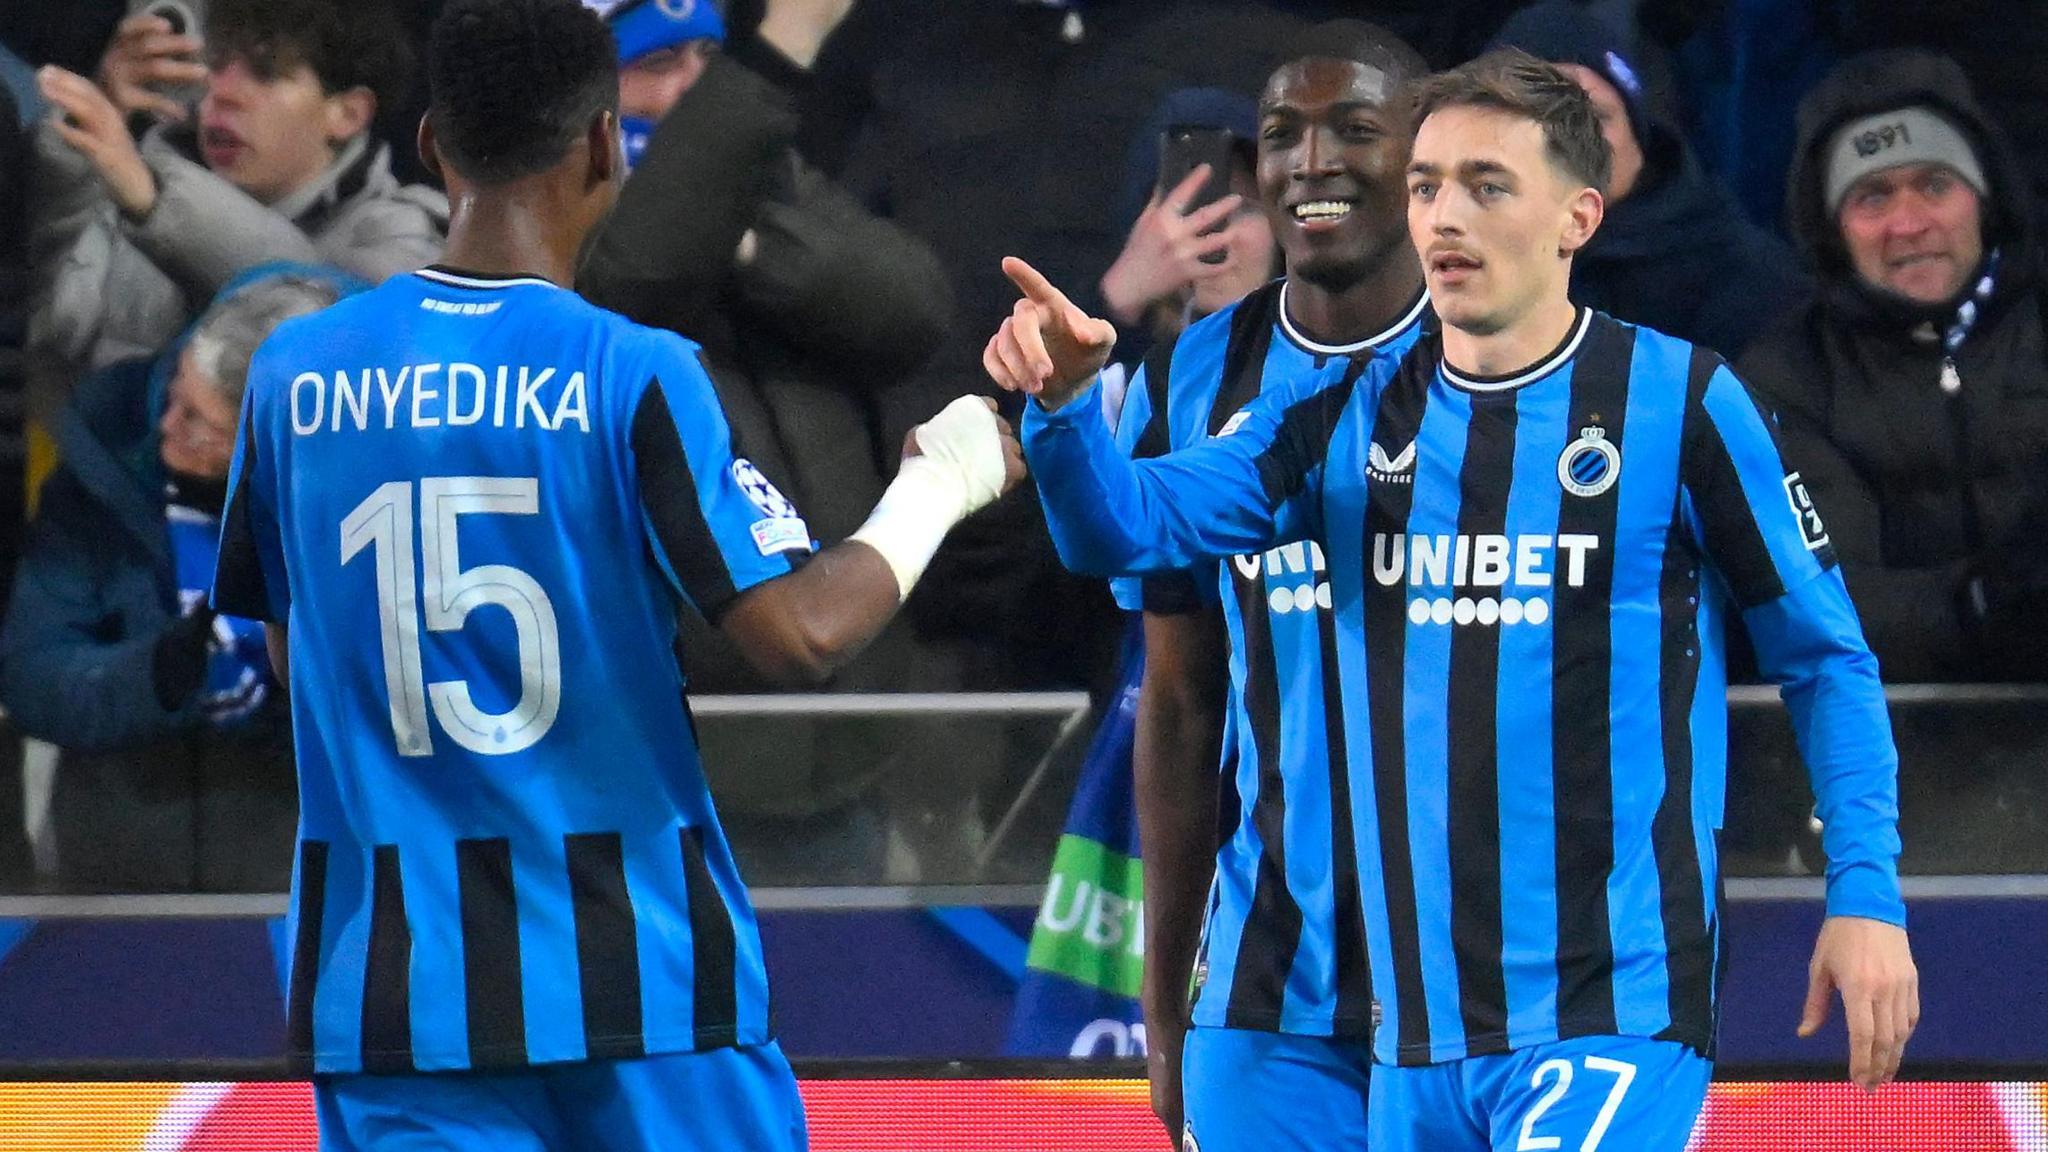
[1439,307,1592,393]
[1277,282,1430,357]
[415,265,562,292]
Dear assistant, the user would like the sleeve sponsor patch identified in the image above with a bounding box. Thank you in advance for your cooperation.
[750,516,813,556]
[1783,472,1830,551]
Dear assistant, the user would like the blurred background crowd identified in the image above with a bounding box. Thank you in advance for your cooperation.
[0,0,2042,896]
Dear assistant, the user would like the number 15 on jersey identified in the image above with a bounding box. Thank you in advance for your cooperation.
[341,476,564,757]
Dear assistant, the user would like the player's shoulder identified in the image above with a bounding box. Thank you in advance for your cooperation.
[1596,309,1734,403]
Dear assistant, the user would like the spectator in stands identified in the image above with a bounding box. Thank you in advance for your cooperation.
[576,0,956,883]
[794,1,1322,696]
[0,266,355,892]
[1493,0,1808,360]
[1098,87,1279,388]
[1741,50,2048,682]
[25,0,444,421]
[1838,1,2048,229]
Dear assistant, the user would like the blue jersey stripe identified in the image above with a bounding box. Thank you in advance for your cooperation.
[514,843,588,1064]
[1605,328,1693,1039]
[1497,382,1566,1049]
[407,840,470,1065]
[1402,383,1471,1058]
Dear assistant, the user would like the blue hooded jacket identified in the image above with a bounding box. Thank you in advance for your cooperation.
[2,262,366,751]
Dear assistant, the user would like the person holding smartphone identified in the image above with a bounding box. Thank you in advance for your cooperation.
[26,0,446,421]
[1100,91,1281,365]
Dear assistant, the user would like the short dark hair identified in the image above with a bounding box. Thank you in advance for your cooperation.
[206,0,414,118]
[427,0,619,186]
[1292,20,1429,95]
[1411,48,1611,195]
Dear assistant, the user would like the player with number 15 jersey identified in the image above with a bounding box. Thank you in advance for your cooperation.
[214,3,1020,1148]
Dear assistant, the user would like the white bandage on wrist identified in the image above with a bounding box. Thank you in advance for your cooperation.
[850,396,1008,599]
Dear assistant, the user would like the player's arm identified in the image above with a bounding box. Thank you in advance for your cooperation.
[1683,361,1916,1092]
[265,623,288,687]
[633,348,1022,685]
[718,399,1021,683]
[214,348,293,677]
[1134,605,1226,1144]
[988,258,1330,575]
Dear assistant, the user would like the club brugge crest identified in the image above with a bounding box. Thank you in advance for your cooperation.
[1557,424,1620,498]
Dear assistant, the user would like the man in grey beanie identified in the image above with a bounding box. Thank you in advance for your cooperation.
[1741,49,2048,686]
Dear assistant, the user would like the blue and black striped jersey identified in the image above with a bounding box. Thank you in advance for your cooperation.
[1025,309,1905,1066]
[1109,281,1428,1037]
[216,267,814,1074]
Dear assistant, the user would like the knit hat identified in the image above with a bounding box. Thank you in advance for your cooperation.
[583,0,725,65]
[1824,106,1989,213]
[1489,0,1650,148]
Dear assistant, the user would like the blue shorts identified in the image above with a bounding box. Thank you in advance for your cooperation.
[1181,1027,1372,1152]
[1369,1036,1708,1152]
[314,1041,807,1152]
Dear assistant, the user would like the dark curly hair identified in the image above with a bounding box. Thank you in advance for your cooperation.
[426,0,619,185]
[205,0,414,117]
[1412,48,1613,195]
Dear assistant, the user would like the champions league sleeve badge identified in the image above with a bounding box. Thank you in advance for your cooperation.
[1558,425,1621,498]
[732,458,811,556]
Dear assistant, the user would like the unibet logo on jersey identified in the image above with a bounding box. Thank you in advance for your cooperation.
[1232,539,1330,615]
[1372,532,1601,628]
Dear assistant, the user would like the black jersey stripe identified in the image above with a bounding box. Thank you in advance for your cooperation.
[633,374,758,622]
[1207,283,1282,436]
[1549,316,1637,1041]
[360,844,413,1073]
[566,832,646,1060]
[1134,332,1206,613]
[1653,349,1721,1054]
[456,837,527,1067]
[284,839,328,1070]
[1365,352,1434,1062]
[1446,394,1519,1054]
[681,827,741,1047]
[1219,291,1302,1027]
[212,415,274,621]
[1680,358,1791,609]
[1319,560,1374,1035]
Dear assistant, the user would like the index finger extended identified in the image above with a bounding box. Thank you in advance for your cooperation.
[1002,256,1069,310]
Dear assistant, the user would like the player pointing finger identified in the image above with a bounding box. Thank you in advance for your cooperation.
[984,257,1117,409]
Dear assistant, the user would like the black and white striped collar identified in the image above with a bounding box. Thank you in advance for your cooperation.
[1439,308,1593,393]
[1277,282,1430,357]
[414,266,561,292]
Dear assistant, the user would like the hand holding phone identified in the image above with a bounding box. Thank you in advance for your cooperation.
[100,1,208,123]
[1099,158,1246,327]
[1158,125,1237,265]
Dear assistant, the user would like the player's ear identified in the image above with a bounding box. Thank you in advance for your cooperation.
[588,109,620,188]
[417,112,445,187]
[1559,185,1603,258]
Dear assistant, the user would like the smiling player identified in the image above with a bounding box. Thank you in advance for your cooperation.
[990,49,1918,1152]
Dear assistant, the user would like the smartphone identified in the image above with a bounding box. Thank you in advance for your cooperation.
[127,0,209,114]
[1158,125,1237,263]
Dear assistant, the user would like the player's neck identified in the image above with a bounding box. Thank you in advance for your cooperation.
[1441,292,1581,380]
[440,191,581,289]
[1282,254,1425,347]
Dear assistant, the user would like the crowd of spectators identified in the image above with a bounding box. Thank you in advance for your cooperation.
[0,0,2042,893]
